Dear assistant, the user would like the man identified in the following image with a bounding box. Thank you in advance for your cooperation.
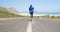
[29,5,34,21]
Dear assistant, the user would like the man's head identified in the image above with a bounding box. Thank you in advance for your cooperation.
[30,5,32,7]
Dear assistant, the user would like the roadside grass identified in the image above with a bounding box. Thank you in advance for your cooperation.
[36,16,60,20]
[0,10,23,18]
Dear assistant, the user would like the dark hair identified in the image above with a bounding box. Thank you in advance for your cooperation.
[30,5,32,7]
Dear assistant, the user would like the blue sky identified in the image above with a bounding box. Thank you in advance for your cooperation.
[0,0,60,14]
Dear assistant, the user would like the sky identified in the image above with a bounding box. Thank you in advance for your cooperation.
[0,0,60,14]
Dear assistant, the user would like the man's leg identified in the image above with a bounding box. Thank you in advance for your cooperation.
[31,14,33,18]
[30,14,33,21]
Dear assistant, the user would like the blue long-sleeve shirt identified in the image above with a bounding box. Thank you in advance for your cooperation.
[29,6,34,13]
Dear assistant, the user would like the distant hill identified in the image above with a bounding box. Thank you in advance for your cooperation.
[0,6,22,18]
[7,7,19,13]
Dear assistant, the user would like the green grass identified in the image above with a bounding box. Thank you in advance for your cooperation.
[36,15,60,20]
[0,10,23,18]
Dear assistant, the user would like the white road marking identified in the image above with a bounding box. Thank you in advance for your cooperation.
[32,21,34,24]
[26,21,32,32]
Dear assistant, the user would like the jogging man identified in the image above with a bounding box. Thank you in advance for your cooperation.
[29,5,34,21]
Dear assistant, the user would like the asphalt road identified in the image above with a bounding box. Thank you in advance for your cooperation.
[0,18,60,32]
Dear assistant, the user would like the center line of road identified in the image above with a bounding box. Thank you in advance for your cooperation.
[26,21,32,32]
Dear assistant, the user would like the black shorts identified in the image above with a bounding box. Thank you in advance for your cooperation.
[30,12,33,15]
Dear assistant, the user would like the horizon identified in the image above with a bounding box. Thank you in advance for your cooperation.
[17,13,60,16]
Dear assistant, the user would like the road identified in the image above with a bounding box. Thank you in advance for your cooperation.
[0,18,60,32]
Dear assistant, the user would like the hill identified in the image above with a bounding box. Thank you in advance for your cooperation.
[0,6,22,18]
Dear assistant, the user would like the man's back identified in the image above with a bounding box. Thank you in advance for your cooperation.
[29,5,34,13]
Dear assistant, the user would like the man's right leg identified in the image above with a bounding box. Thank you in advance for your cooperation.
[30,14,33,21]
